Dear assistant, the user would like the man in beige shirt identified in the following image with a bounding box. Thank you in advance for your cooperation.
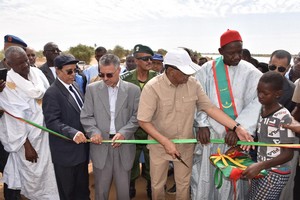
[137,48,253,200]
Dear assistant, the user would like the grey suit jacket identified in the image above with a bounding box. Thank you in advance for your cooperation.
[80,79,140,170]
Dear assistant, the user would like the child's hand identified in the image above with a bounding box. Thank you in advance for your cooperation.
[242,162,264,179]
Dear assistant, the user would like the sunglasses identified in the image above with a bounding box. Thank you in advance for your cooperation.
[98,69,118,78]
[27,54,36,57]
[136,56,153,62]
[268,65,286,73]
[62,69,77,75]
[45,48,61,53]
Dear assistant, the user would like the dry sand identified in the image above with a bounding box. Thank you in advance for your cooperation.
[0,163,177,200]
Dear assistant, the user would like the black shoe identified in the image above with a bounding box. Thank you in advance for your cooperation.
[129,181,136,199]
[167,184,176,194]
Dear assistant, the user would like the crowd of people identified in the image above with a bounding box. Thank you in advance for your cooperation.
[0,29,300,200]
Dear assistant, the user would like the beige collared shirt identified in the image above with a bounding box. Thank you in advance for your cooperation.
[137,73,214,158]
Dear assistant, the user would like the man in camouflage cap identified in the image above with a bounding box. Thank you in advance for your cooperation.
[121,44,158,198]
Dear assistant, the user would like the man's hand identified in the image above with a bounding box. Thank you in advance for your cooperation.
[90,133,103,144]
[24,139,38,163]
[242,162,264,179]
[225,130,238,146]
[235,126,254,151]
[282,118,300,133]
[111,133,125,148]
[73,132,88,144]
[0,80,5,92]
[162,139,180,159]
[196,127,211,144]
[282,124,300,134]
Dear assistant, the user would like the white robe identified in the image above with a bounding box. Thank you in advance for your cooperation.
[191,59,262,200]
[0,67,59,200]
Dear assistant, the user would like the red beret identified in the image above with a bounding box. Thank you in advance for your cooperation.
[220,29,242,48]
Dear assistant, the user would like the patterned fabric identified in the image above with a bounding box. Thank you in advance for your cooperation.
[256,107,296,173]
[249,172,290,200]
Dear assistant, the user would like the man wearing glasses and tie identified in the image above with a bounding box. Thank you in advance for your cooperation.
[43,54,90,200]
[121,44,158,198]
[81,54,140,200]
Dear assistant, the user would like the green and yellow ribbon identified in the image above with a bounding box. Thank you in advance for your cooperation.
[2,110,300,148]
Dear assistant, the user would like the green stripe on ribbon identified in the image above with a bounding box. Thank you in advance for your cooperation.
[2,110,300,148]
[101,139,300,148]
[3,110,72,141]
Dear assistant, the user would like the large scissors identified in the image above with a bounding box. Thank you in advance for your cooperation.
[175,154,189,168]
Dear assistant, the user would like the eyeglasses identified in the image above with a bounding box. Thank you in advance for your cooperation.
[99,69,118,78]
[27,54,36,57]
[136,56,153,62]
[62,69,77,75]
[44,48,61,53]
[268,65,286,73]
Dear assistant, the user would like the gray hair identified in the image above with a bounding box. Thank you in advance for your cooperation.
[99,54,120,69]
[5,46,26,62]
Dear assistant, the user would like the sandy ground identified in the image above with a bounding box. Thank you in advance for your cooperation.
[0,163,177,200]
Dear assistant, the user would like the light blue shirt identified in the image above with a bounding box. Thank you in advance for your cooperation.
[83,65,98,84]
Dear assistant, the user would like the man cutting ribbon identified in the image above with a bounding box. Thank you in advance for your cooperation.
[137,48,253,200]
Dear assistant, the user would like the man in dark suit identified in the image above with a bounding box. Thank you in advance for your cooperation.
[43,54,90,200]
[80,54,140,200]
[39,42,61,85]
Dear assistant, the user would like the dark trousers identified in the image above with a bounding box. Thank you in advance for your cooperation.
[0,142,21,200]
[294,165,300,200]
[53,162,90,200]
[131,144,150,181]
[4,183,20,200]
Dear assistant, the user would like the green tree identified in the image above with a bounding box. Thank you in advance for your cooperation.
[35,50,43,58]
[69,44,94,64]
[156,48,167,56]
[111,45,129,59]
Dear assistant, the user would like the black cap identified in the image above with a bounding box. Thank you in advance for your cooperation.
[54,54,79,69]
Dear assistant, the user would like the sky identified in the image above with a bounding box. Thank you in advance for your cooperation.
[1,0,300,54]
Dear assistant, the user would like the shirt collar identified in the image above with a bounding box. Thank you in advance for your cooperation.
[106,79,120,89]
[57,77,72,90]
[162,72,174,86]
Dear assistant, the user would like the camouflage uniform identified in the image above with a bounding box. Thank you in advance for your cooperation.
[121,69,158,182]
